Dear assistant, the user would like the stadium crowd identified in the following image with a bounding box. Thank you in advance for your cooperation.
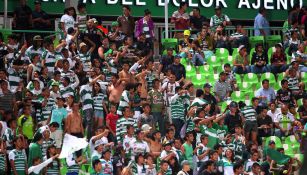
[0,0,307,175]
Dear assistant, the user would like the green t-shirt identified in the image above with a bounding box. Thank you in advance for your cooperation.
[148,89,164,113]
[235,54,248,65]
[200,125,219,149]
[28,143,43,167]
[17,115,34,139]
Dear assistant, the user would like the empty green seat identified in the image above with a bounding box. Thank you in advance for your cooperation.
[162,38,178,50]
[283,144,295,156]
[232,48,239,58]
[208,73,219,84]
[243,73,259,83]
[260,72,276,83]
[186,65,196,80]
[207,56,221,69]
[267,47,276,60]
[266,35,282,49]
[231,91,245,101]
[249,36,264,50]
[238,81,252,91]
[162,49,177,56]
[215,48,229,62]
[225,55,234,65]
[192,74,206,88]
[301,72,307,82]
[277,73,285,82]
[285,135,300,154]
[199,65,213,75]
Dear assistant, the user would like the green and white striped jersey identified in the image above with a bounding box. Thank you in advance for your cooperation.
[80,84,93,110]
[2,127,14,153]
[7,67,21,93]
[93,93,105,111]
[66,154,80,173]
[42,50,56,73]
[116,117,137,143]
[78,52,91,72]
[42,97,56,122]
[170,94,185,120]
[9,149,27,175]
[25,46,45,60]
[41,139,56,158]
[0,153,6,173]
[60,83,78,98]
[117,90,130,116]
[45,156,60,175]
[241,106,257,122]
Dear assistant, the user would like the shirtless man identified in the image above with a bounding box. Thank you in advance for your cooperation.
[65,101,84,138]
[119,62,135,85]
[108,74,125,104]
[145,130,162,160]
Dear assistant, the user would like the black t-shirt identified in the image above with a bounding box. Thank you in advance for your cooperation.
[257,115,273,127]
[136,40,152,57]
[251,52,268,66]
[203,93,217,114]
[32,10,49,30]
[224,112,242,134]
[190,15,207,31]
[14,5,32,29]
[276,88,293,104]
[112,155,124,175]
[168,63,186,81]
[179,39,192,48]
[160,55,174,74]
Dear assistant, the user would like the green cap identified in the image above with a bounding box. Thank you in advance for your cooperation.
[51,81,60,87]
[111,21,119,27]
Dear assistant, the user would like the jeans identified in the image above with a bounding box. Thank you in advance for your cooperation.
[233,66,250,74]
[251,65,270,74]
[172,118,185,138]
[83,108,94,139]
[152,112,165,136]
[191,53,205,66]
[270,64,288,74]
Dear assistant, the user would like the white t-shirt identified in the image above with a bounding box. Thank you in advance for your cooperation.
[267,108,281,121]
[60,14,75,32]
[89,136,108,154]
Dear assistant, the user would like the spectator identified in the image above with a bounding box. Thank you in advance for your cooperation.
[9,135,28,175]
[270,43,288,74]
[28,132,43,167]
[214,72,231,102]
[171,2,190,38]
[257,108,273,140]
[224,101,243,134]
[292,43,307,72]
[209,6,231,28]
[240,99,258,144]
[213,24,229,49]
[190,7,208,32]
[233,45,250,74]
[76,3,88,32]
[0,80,16,114]
[32,1,51,32]
[117,6,135,37]
[167,55,186,82]
[267,102,281,121]
[13,0,32,30]
[274,104,295,137]
[188,40,206,66]
[255,79,276,107]
[229,24,248,49]
[135,9,155,42]
[250,43,270,73]
[254,8,270,36]
[158,47,174,76]
[276,79,297,106]
[298,98,307,124]
[60,7,76,37]
[197,25,214,58]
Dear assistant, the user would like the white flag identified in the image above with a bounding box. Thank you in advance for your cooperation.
[59,134,88,159]
[28,158,53,174]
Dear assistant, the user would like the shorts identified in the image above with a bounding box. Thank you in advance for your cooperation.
[50,130,63,149]
[94,110,104,119]
[244,121,258,133]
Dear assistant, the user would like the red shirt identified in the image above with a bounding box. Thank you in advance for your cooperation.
[106,113,119,133]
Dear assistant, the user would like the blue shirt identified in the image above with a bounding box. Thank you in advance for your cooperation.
[255,87,276,106]
[50,107,68,130]
[254,13,270,36]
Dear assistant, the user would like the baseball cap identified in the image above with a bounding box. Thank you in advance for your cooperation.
[275,43,283,48]
[141,124,152,132]
[32,78,40,82]
[51,81,60,87]
[33,35,43,41]
[163,141,173,147]
[184,30,191,36]
[94,139,104,148]
[238,45,246,51]
[34,0,41,5]
[79,42,87,48]
[229,101,238,108]
[203,83,212,88]
[181,160,190,167]
[174,54,182,59]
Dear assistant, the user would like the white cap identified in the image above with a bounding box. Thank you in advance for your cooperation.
[238,45,246,51]
[141,124,152,132]
[94,139,105,148]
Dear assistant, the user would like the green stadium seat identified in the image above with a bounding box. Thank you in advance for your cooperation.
[301,72,307,82]
[249,36,264,50]
[186,65,196,80]
[235,74,242,84]
[225,56,234,65]
[297,99,303,106]
[266,35,282,49]
[260,72,276,83]
[1,29,13,42]
[243,73,259,83]
[232,48,239,58]
[277,73,285,82]
[199,65,214,75]
[162,49,177,56]
[208,73,219,84]
[267,47,276,60]
[283,144,295,156]
[192,74,206,88]
[231,91,245,101]
[162,38,178,50]
[238,81,252,91]
[180,58,188,67]
[207,56,221,69]
[285,135,300,154]
[265,136,282,148]
[216,65,224,74]
[215,48,229,62]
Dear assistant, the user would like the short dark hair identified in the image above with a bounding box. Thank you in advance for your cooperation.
[193,7,200,12]
[77,3,86,10]
[204,160,214,169]
[259,7,266,14]
[92,159,101,169]
[123,5,131,11]
[196,89,204,97]
[179,2,187,9]
[233,162,243,172]
[160,160,169,165]
[281,79,288,85]
[262,79,269,84]
[144,9,151,16]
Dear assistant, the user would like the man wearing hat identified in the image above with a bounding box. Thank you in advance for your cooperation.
[32,0,51,31]
[203,83,219,114]
[91,139,104,161]
[210,6,231,28]
[224,101,243,134]
[130,129,150,160]
[25,35,45,61]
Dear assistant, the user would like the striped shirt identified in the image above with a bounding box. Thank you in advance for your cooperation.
[80,84,93,110]
[9,149,27,175]
[116,117,137,142]
[2,127,14,153]
[145,71,155,90]
[41,139,56,158]
[78,52,91,72]
[93,93,105,111]
[100,159,113,175]
[42,50,56,73]
[196,143,209,169]
[286,76,300,91]
[170,94,185,120]
[60,84,76,98]
[60,70,76,84]
[241,106,257,122]
[45,157,60,175]
[66,154,80,173]
[25,46,45,60]
[42,97,56,122]
[7,67,21,93]
[0,153,6,173]
[117,90,130,116]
